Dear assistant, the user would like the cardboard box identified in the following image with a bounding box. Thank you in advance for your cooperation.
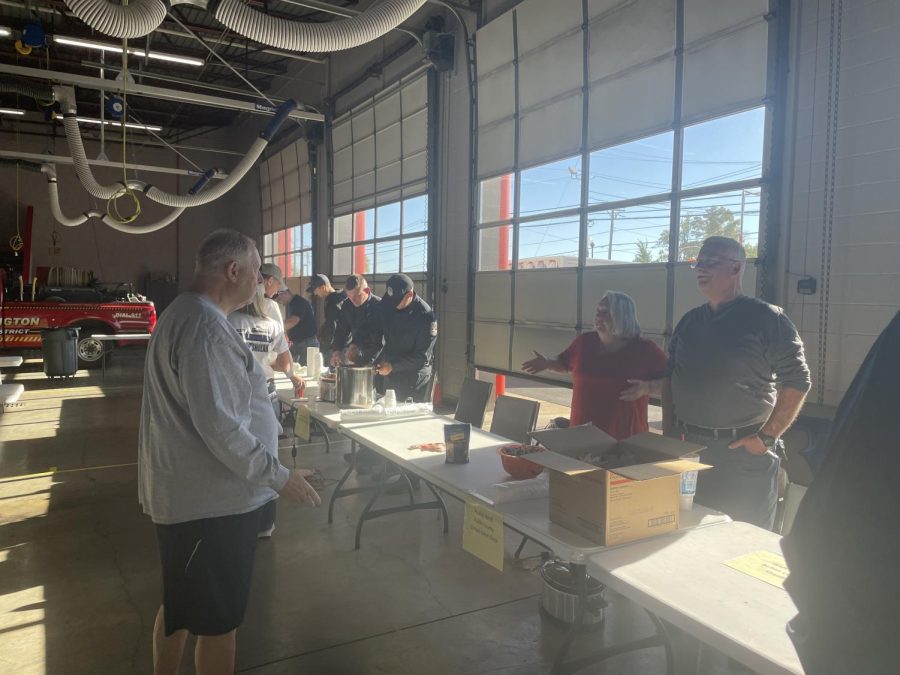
[526,425,709,547]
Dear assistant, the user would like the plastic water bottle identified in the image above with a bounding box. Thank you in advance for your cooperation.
[680,454,700,510]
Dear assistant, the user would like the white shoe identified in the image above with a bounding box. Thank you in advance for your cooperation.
[258,525,275,538]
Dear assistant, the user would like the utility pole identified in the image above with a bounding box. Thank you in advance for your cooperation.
[739,189,746,243]
[607,209,618,259]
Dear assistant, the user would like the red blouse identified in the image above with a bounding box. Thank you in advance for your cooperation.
[558,333,667,440]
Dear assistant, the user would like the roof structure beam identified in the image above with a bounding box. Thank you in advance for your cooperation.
[0,63,324,122]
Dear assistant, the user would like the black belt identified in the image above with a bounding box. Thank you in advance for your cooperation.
[677,420,760,440]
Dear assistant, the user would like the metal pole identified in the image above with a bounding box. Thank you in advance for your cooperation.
[739,189,746,243]
[99,51,105,159]
[0,149,227,179]
[607,209,617,259]
[0,63,324,122]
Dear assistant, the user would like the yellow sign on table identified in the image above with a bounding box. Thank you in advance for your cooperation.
[463,501,504,572]
[294,404,311,441]
[724,550,789,589]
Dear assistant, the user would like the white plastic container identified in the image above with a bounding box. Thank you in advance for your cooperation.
[306,346,319,378]
[383,389,397,408]
[680,453,701,510]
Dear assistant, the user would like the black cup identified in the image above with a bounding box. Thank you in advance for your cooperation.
[444,423,471,464]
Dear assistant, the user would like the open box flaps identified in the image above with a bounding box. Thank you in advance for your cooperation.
[523,424,711,546]
[525,425,709,479]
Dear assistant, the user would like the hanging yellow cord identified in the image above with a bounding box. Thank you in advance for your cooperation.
[10,163,24,254]
[10,81,24,254]
[107,31,141,224]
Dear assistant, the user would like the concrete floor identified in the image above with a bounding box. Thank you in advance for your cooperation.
[0,349,739,675]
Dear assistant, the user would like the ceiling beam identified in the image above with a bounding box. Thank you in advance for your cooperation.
[0,62,325,122]
[0,0,326,64]
[0,149,229,178]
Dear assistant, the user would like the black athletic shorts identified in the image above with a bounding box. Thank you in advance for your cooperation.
[155,503,268,636]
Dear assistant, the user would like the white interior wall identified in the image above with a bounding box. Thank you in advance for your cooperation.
[0,121,264,297]
[780,0,900,410]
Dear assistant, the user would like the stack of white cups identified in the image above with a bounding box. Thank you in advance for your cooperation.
[383,389,397,409]
[306,346,320,378]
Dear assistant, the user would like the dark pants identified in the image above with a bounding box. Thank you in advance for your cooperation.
[686,433,780,529]
[383,368,431,403]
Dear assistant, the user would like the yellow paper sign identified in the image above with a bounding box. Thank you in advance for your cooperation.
[723,550,789,589]
[463,501,504,572]
[294,404,311,441]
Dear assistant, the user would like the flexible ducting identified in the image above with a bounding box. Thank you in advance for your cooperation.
[62,115,128,200]
[64,0,167,39]
[42,164,105,227]
[0,79,54,101]
[140,99,297,208]
[100,206,186,234]
[213,0,427,53]
[143,137,266,207]
[42,163,186,234]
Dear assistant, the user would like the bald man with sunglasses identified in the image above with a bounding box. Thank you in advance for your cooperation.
[621,236,810,529]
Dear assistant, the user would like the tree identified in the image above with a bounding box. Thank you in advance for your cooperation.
[633,240,655,263]
[654,206,759,261]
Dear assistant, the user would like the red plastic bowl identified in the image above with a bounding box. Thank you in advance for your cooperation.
[497,444,545,480]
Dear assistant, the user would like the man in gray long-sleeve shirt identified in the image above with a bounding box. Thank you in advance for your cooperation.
[139,229,321,675]
[622,237,810,528]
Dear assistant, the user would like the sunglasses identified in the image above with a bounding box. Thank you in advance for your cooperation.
[690,257,741,270]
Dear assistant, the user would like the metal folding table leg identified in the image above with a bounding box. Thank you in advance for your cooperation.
[311,418,331,453]
[354,460,453,550]
[549,562,674,675]
[327,440,380,524]
[423,480,449,534]
[514,535,530,559]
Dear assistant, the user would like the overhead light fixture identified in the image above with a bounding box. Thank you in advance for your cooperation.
[55,116,163,132]
[53,36,204,67]
[0,108,26,116]
[0,27,11,37]
[76,117,163,132]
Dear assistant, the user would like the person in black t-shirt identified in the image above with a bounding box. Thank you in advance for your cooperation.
[307,274,346,355]
[276,287,318,365]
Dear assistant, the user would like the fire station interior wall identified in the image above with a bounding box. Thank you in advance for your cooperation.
[778,0,900,409]
[259,139,313,235]
[0,125,257,298]
[330,71,429,215]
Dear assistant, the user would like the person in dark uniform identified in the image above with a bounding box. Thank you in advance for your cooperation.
[276,287,318,366]
[329,274,383,367]
[307,274,346,355]
[330,274,385,471]
[375,274,437,403]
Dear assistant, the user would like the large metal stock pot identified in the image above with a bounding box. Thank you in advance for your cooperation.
[335,366,375,409]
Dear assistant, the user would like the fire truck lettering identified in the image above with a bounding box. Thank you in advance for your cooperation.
[3,317,41,327]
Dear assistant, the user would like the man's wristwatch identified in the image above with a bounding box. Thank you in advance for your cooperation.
[756,431,779,449]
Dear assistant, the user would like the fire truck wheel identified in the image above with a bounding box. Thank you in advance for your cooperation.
[75,330,109,369]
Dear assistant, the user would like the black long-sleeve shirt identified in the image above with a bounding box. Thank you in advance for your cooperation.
[377,295,437,375]
[331,294,384,365]
[319,290,347,352]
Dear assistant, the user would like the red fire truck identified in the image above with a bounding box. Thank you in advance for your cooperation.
[0,284,156,368]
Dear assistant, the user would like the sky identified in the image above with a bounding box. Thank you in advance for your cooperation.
[508,106,765,265]
[279,107,766,276]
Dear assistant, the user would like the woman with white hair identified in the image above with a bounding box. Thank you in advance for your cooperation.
[229,286,306,537]
[522,290,666,439]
